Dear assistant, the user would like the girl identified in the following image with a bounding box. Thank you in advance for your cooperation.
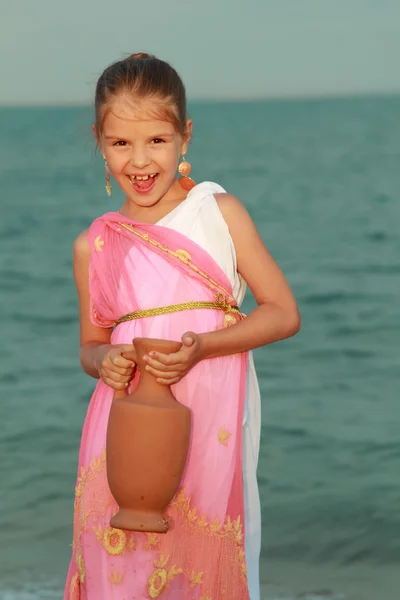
[64,52,300,600]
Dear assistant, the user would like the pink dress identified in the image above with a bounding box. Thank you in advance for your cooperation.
[64,182,261,600]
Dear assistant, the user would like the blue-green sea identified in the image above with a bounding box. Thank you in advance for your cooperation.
[1,96,399,600]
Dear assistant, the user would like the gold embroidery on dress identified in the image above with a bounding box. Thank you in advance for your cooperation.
[172,488,247,578]
[72,426,248,596]
[118,222,235,301]
[109,567,124,584]
[69,573,80,599]
[74,450,115,529]
[76,547,85,583]
[94,235,104,251]
[224,313,238,328]
[145,532,161,549]
[189,571,204,587]
[93,524,130,555]
[218,426,232,446]
[148,553,183,598]
[71,452,248,596]
[175,249,192,262]
[210,517,221,533]
[72,449,119,589]
[148,568,168,598]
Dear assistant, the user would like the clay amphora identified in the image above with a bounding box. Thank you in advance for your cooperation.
[106,337,191,533]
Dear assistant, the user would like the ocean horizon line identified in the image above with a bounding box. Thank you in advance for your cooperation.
[1,88,400,110]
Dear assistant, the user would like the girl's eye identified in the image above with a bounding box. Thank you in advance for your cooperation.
[151,138,165,144]
[113,141,127,146]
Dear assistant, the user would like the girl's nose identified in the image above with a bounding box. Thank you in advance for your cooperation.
[130,147,150,169]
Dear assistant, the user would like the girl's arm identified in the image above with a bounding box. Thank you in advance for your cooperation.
[73,230,135,388]
[199,193,300,359]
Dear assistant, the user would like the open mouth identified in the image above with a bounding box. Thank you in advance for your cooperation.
[128,173,159,193]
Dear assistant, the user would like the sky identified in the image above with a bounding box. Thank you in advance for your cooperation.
[1,0,399,105]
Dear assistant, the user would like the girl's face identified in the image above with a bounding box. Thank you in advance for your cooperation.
[99,96,190,209]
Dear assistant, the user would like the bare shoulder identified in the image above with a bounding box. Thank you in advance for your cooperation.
[214,192,255,231]
[214,192,246,215]
[73,229,90,258]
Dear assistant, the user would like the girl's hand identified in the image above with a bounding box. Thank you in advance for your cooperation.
[142,332,203,385]
[97,344,137,390]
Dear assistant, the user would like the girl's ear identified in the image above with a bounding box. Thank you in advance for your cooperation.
[181,119,193,155]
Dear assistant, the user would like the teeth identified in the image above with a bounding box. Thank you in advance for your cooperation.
[130,173,157,181]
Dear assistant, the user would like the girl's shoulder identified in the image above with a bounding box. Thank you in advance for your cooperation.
[187,180,226,200]
[86,211,120,242]
[73,228,89,256]
[214,191,245,215]
[72,230,91,275]
[190,181,245,211]
[187,181,241,213]
[185,181,251,234]
[73,210,118,257]
[212,190,258,251]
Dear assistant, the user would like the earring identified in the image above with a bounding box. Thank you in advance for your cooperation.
[178,156,196,191]
[104,158,112,197]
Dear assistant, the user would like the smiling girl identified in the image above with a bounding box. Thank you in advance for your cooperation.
[64,52,300,600]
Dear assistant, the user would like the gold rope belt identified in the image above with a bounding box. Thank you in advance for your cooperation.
[114,293,243,325]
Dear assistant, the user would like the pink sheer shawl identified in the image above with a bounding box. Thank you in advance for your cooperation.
[65,212,250,600]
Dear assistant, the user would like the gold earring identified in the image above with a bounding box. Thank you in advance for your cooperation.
[104,158,112,197]
[178,155,196,191]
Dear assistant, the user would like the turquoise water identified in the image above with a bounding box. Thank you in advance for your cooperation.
[0,96,399,599]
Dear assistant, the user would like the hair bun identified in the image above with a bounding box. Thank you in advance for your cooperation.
[127,52,152,60]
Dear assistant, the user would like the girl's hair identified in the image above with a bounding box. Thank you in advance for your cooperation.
[94,52,187,137]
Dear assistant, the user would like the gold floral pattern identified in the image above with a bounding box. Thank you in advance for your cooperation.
[145,532,161,549]
[148,568,168,598]
[75,450,106,502]
[109,567,124,584]
[69,461,248,598]
[148,554,183,598]
[218,425,232,446]
[71,449,122,594]
[94,235,104,251]
[189,570,204,588]
[172,488,246,578]
[93,525,128,556]
[73,450,118,535]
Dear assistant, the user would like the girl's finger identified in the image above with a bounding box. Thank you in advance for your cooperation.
[110,355,136,369]
[103,377,129,390]
[103,364,134,378]
[105,361,134,376]
[145,351,183,366]
[143,356,184,373]
[105,372,132,384]
[145,366,181,380]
